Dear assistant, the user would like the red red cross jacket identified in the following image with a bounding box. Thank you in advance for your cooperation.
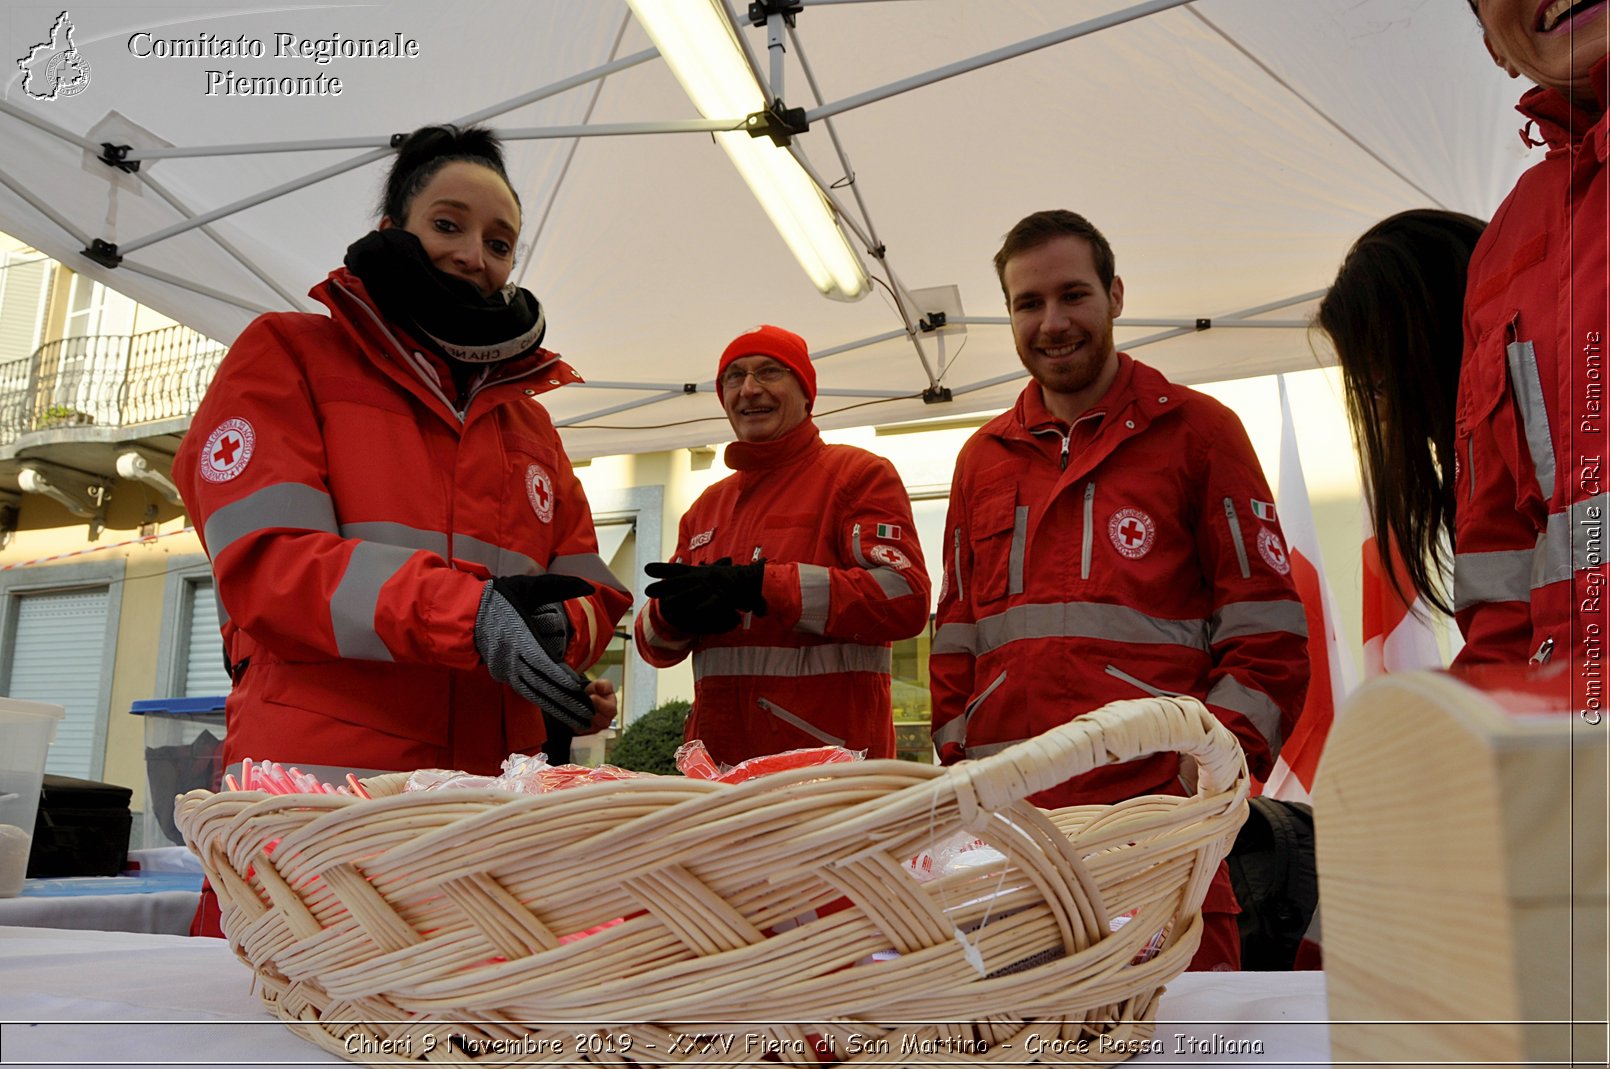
[175,268,632,775]
[1453,59,1609,693]
[634,419,930,765]
[931,356,1309,807]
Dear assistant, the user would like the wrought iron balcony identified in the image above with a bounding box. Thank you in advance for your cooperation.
[0,324,224,441]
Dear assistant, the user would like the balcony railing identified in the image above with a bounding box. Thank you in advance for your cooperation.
[0,325,226,441]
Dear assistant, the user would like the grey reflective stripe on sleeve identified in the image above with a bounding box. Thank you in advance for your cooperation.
[339,521,449,559]
[641,610,692,652]
[757,698,846,747]
[1223,497,1251,579]
[1210,599,1308,643]
[1506,339,1556,499]
[963,601,1209,657]
[797,563,831,635]
[1081,483,1095,579]
[1534,492,1610,589]
[1205,675,1285,758]
[330,541,419,661]
[452,534,538,577]
[692,642,891,677]
[871,566,913,600]
[1008,505,1029,595]
[550,552,630,594]
[1454,548,1536,611]
[204,482,339,559]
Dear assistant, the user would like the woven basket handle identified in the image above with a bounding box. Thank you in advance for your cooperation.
[948,695,1244,822]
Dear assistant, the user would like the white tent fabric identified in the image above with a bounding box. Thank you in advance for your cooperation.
[1,1,1532,459]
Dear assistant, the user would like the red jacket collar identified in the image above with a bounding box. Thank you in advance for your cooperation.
[1516,55,1610,152]
[1014,351,1139,434]
[723,417,823,472]
[311,267,581,394]
[991,353,1169,442]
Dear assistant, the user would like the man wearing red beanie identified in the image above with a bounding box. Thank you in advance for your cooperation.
[633,325,930,764]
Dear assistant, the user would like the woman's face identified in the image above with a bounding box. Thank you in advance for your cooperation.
[382,160,520,296]
[1477,0,1609,108]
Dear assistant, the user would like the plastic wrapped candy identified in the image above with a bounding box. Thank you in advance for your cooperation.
[405,752,650,795]
[675,739,864,784]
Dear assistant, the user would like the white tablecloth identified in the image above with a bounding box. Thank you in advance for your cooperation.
[0,851,205,936]
[0,927,1332,1067]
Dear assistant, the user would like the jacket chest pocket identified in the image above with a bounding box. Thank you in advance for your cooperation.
[751,512,816,564]
[1457,316,1554,514]
[968,484,1025,605]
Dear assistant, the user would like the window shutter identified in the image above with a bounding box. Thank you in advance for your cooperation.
[9,588,110,779]
[182,580,232,697]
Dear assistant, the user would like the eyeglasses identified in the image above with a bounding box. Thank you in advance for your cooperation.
[720,365,792,391]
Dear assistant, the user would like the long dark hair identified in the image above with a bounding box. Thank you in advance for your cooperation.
[380,124,519,225]
[1317,209,1486,616]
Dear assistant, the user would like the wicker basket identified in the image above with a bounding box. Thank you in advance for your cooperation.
[177,695,1248,1067]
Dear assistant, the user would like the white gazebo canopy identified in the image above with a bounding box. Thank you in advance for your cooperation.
[1,0,1530,458]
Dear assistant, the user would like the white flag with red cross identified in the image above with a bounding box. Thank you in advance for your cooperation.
[1258,376,1357,805]
[1361,515,1447,676]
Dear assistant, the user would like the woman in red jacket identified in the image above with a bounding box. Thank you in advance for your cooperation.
[177,125,631,781]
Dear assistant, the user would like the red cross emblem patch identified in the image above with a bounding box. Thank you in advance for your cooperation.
[526,463,555,524]
[1108,507,1155,559]
[200,418,255,484]
[869,543,912,571]
[1257,527,1290,575]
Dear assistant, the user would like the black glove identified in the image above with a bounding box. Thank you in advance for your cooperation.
[644,558,767,635]
[473,574,598,731]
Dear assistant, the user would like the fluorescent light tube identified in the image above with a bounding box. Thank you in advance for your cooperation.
[628,0,869,299]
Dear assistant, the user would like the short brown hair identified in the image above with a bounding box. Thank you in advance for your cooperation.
[993,210,1116,298]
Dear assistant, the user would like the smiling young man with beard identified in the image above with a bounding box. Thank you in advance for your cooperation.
[633,325,929,765]
[930,210,1310,971]
[1452,0,1610,688]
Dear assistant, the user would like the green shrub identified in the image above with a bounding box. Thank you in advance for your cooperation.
[609,699,691,775]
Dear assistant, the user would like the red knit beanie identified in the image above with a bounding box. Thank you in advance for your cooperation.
[716,324,816,408]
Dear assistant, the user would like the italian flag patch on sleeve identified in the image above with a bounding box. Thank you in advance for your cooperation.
[875,523,901,540]
[1251,499,1276,522]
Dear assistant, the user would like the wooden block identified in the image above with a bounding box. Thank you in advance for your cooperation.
[1314,671,1608,1069]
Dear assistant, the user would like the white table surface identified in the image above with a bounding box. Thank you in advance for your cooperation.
[0,851,205,937]
[0,927,1332,1067]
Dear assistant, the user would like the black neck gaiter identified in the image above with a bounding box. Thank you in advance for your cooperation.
[344,228,546,365]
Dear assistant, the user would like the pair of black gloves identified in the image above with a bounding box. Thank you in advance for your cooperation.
[473,574,598,732]
[473,559,768,728]
[645,558,768,636]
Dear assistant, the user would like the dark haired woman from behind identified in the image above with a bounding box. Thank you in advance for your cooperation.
[1317,209,1486,620]
[177,124,631,783]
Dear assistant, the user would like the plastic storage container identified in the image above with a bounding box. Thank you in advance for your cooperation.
[130,697,226,848]
[0,697,66,896]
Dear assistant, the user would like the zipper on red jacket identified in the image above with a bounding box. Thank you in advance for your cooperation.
[1222,497,1251,579]
[1081,482,1096,579]
[757,697,844,746]
[952,527,964,603]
